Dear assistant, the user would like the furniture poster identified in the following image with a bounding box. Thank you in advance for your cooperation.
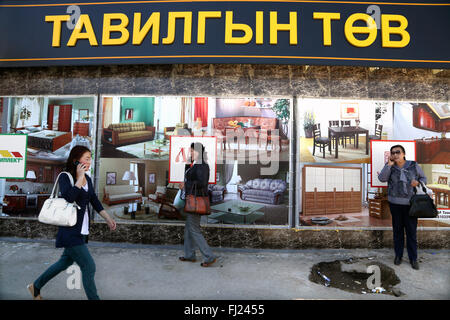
[302,165,362,215]
[394,102,449,164]
[299,98,393,164]
[8,96,95,162]
[370,140,416,188]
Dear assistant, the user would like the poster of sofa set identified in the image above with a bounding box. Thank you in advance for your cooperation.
[98,96,291,226]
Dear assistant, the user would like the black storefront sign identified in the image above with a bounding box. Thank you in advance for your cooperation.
[0,0,449,68]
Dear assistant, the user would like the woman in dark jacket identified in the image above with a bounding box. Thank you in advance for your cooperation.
[27,146,116,300]
[378,145,426,270]
[178,142,217,267]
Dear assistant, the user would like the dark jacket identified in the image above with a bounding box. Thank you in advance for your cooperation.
[378,160,427,205]
[55,173,104,248]
[184,162,209,197]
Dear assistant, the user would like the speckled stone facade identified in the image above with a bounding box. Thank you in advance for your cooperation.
[1,218,449,249]
[0,64,448,101]
[0,64,449,248]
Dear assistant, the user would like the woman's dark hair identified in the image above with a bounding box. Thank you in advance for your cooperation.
[65,145,91,179]
[191,142,208,163]
[390,144,406,160]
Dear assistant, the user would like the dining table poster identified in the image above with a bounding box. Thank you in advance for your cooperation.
[169,136,217,184]
[371,140,416,188]
[0,133,28,179]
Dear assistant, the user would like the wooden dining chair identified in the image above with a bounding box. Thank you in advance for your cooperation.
[436,176,448,206]
[328,120,340,148]
[368,124,383,141]
[438,176,448,185]
[313,123,331,158]
[340,120,355,147]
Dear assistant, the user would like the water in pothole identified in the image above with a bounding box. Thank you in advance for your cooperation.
[309,257,402,296]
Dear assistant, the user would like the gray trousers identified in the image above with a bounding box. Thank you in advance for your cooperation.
[184,213,216,263]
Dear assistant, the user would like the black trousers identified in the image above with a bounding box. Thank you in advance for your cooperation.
[388,202,418,262]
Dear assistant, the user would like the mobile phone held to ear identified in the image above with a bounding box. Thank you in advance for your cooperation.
[74,160,80,166]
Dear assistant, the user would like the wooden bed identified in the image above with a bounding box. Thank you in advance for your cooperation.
[27,130,72,152]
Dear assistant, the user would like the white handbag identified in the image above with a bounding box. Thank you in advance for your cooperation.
[38,172,80,227]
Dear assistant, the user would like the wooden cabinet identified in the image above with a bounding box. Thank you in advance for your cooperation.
[413,105,437,131]
[3,195,26,214]
[413,104,450,133]
[416,138,449,163]
[438,119,450,132]
[369,198,391,219]
[48,104,72,132]
[8,161,65,183]
[73,121,90,136]
[42,166,54,183]
[442,138,450,152]
[303,165,362,215]
[53,166,63,181]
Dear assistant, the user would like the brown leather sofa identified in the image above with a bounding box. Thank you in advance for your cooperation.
[102,122,155,147]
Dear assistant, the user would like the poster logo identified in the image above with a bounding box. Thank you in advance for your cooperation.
[0,134,27,179]
[0,150,24,163]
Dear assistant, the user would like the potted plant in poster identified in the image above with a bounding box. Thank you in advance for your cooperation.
[19,106,31,126]
[272,99,290,142]
[303,111,315,138]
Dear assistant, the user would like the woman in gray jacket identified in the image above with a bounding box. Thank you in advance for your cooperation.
[378,145,426,270]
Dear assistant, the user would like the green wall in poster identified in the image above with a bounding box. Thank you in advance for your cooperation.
[120,97,155,126]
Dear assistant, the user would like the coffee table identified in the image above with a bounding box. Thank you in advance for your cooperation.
[209,200,265,224]
[143,140,170,159]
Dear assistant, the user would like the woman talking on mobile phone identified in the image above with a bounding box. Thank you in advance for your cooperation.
[378,145,427,270]
[27,146,116,300]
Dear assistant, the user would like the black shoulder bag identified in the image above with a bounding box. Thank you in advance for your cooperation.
[409,182,438,218]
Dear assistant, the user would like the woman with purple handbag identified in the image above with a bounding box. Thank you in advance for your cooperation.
[178,142,217,267]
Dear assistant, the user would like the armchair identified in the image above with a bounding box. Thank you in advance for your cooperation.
[149,186,167,202]
[208,184,226,204]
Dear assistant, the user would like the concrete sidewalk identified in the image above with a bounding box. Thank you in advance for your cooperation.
[0,237,449,300]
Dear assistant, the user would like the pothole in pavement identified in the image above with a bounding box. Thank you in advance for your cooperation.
[309,257,402,296]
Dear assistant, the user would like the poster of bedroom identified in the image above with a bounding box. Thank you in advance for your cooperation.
[5,95,96,161]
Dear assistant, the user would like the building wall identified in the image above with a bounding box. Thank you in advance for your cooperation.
[0,65,448,102]
[120,97,154,126]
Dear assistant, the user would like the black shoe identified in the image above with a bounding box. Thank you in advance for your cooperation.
[411,261,419,270]
[394,257,402,265]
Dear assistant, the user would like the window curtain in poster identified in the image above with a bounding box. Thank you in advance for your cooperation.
[182,97,195,129]
[154,97,181,133]
[194,97,208,127]
[102,97,113,128]
[12,97,44,128]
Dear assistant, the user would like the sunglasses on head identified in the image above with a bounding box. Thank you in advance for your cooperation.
[391,150,402,155]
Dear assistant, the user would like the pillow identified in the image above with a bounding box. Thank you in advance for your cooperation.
[260,179,271,190]
[25,126,40,133]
